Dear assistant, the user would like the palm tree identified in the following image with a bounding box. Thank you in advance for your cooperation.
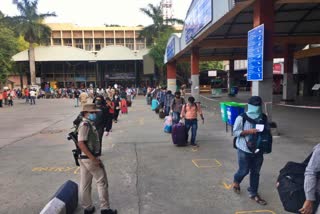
[11,0,56,85]
[140,3,183,46]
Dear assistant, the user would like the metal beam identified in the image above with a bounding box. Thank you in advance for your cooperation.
[294,47,320,58]
[199,36,320,49]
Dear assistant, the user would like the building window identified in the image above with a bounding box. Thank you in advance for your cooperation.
[85,39,93,51]
[75,39,83,49]
[106,38,114,46]
[136,44,146,50]
[116,38,124,46]
[63,39,72,46]
[95,39,104,51]
[53,39,61,45]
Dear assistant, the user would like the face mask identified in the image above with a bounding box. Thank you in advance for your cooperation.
[88,113,96,121]
[115,96,118,99]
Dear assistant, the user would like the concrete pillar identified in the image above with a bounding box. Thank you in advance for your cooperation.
[282,45,296,102]
[167,62,176,93]
[252,0,274,121]
[228,59,235,93]
[191,48,200,101]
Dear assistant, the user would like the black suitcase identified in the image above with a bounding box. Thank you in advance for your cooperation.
[277,154,313,213]
[159,109,165,119]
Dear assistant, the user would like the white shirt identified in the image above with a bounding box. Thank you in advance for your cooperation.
[30,91,36,97]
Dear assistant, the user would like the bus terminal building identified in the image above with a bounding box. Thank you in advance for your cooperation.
[12,23,154,88]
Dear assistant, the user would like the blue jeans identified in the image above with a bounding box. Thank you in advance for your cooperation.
[234,149,264,197]
[172,112,180,124]
[164,106,170,116]
[185,119,198,145]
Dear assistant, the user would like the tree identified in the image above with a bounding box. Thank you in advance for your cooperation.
[149,29,174,84]
[0,11,20,87]
[10,0,56,85]
[200,61,224,71]
[140,3,183,46]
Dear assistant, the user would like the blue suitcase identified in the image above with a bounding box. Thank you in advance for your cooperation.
[151,99,159,111]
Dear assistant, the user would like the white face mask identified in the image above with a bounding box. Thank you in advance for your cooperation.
[115,96,118,99]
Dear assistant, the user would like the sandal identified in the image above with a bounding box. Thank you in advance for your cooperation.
[250,195,267,205]
[233,184,240,194]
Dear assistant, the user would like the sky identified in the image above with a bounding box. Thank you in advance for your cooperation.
[0,0,192,26]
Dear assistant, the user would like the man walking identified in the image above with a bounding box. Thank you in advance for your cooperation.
[170,91,185,124]
[30,89,36,105]
[77,104,117,214]
[232,96,268,205]
[180,96,204,147]
[74,88,80,107]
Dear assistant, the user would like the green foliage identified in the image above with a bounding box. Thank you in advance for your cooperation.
[200,61,224,71]
[140,3,183,46]
[0,18,20,84]
[11,0,56,45]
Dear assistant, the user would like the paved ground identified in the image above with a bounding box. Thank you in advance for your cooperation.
[0,95,320,214]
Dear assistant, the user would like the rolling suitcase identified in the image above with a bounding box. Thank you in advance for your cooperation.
[151,99,159,111]
[159,109,165,119]
[171,123,187,146]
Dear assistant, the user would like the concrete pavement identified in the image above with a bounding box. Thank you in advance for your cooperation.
[0,96,319,214]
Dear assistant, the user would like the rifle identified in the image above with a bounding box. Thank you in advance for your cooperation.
[67,131,80,166]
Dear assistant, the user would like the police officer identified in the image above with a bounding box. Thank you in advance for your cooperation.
[77,104,117,214]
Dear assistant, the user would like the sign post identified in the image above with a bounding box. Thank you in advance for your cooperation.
[247,24,264,81]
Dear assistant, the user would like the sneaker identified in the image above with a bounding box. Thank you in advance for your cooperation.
[84,206,95,214]
[101,209,117,214]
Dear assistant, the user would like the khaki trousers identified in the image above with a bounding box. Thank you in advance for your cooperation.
[79,159,110,210]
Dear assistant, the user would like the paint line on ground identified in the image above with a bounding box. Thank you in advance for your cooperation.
[192,159,222,168]
[277,103,320,109]
[235,210,276,214]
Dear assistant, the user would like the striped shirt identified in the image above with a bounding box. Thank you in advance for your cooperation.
[233,115,256,154]
[304,144,320,201]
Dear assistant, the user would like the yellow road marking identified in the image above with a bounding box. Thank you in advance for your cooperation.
[32,166,78,173]
[223,182,232,190]
[191,148,198,152]
[192,159,222,168]
[235,210,276,214]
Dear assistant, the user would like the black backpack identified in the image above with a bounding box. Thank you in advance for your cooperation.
[233,113,272,154]
[277,153,319,213]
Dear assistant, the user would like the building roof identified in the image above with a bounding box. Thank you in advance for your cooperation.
[12,45,149,62]
[12,46,96,62]
[46,23,144,31]
[165,0,320,63]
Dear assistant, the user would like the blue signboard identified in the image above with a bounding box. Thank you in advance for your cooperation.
[247,24,264,81]
[185,0,213,43]
[166,38,175,61]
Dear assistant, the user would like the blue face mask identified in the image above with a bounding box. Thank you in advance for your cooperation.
[88,113,96,121]
[246,104,262,119]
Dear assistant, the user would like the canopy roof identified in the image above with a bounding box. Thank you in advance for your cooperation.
[12,45,149,62]
[165,0,320,63]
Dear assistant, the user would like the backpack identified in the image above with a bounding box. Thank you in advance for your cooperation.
[233,113,272,154]
[277,153,319,213]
